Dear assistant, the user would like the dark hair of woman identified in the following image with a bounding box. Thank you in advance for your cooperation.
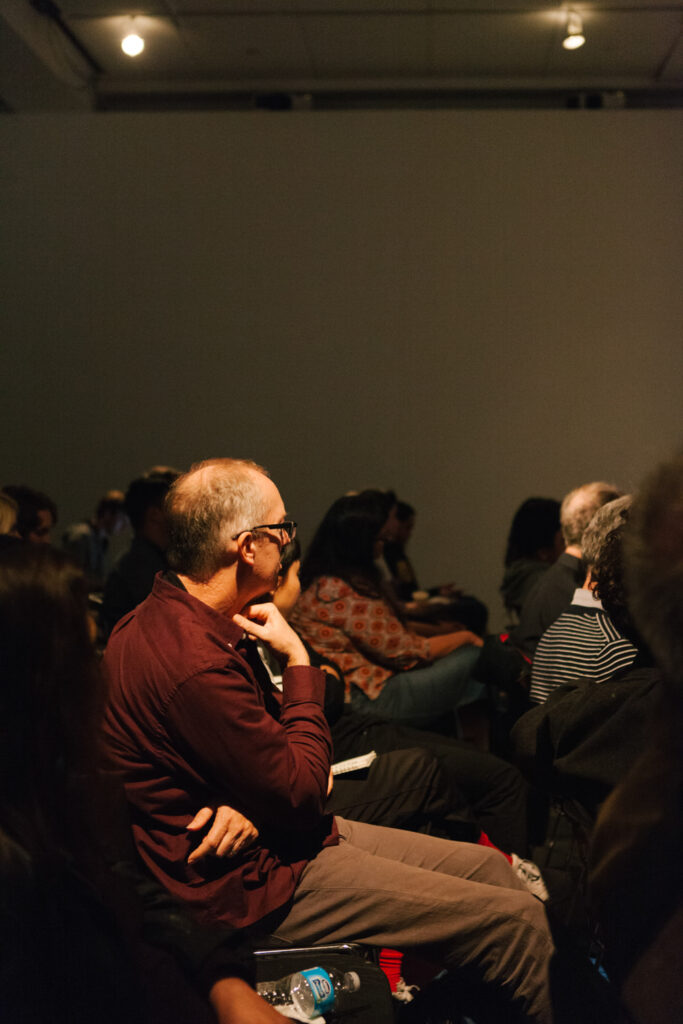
[395,500,415,522]
[299,489,394,595]
[278,536,301,578]
[504,497,561,566]
[592,517,644,650]
[0,545,103,871]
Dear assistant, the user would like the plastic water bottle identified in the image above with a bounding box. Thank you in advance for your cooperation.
[257,965,361,1017]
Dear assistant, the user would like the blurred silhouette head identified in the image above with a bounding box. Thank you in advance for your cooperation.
[3,484,58,544]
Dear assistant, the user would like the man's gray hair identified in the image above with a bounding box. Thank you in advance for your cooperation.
[581,495,632,571]
[165,458,271,582]
[560,481,623,548]
[626,453,683,685]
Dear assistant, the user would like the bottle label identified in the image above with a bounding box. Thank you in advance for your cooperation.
[300,967,335,1014]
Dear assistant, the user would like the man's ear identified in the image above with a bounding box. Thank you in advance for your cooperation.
[237,531,257,566]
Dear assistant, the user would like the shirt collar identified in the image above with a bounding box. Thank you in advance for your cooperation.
[571,587,603,609]
[153,572,245,646]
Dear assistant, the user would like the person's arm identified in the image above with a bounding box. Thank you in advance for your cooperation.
[427,630,484,658]
[209,978,282,1023]
[233,601,310,668]
[165,610,332,832]
[187,805,259,864]
[335,587,481,666]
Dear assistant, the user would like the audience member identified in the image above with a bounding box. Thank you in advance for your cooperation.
[2,483,57,544]
[513,482,622,655]
[272,539,533,861]
[511,509,658,819]
[293,489,485,734]
[529,497,637,703]
[501,498,562,620]
[590,453,683,1022]
[100,469,180,636]
[381,499,488,636]
[63,490,127,590]
[102,458,564,1024]
[379,500,418,599]
[0,544,279,1024]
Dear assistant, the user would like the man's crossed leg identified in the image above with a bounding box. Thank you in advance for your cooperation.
[274,818,554,1024]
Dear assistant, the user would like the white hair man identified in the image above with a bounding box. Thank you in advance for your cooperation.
[102,458,567,1024]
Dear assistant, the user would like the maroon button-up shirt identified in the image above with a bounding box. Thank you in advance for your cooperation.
[101,574,337,930]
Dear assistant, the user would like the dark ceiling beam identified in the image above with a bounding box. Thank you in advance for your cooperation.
[30,0,102,75]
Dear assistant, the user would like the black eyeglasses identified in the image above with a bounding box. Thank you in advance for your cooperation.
[232,520,297,542]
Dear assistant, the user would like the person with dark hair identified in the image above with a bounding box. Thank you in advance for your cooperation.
[528,497,638,704]
[0,544,280,1024]
[294,491,485,734]
[380,500,419,600]
[100,469,181,636]
[273,539,539,877]
[513,482,623,656]
[2,483,58,544]
[102,458,563,1024]
[590,453,683,1022]
[500,498,562,620]
[380,500,488,636]
[62,489,127,590]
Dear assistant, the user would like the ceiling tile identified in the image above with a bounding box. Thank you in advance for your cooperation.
[300,14,430,77]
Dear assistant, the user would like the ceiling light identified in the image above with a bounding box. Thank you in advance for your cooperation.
[562,11,585,50]
[121,32,145,57]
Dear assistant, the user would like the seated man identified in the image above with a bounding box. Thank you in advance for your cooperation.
[529,497,638,704]
[101,469,179,637]
[513,482,622,656]
[62,489,126,591]
[102,458,562,1024]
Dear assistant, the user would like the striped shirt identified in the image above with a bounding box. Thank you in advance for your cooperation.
[529,588,637,704]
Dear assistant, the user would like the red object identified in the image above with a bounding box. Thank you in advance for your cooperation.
[477,830,513,864]
[378,948,403,992]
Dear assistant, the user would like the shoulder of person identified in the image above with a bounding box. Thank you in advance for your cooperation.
[312,576,354,603]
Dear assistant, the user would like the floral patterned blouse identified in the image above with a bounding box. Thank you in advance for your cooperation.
[292,575,432,700]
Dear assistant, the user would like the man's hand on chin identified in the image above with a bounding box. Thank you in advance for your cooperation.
[233,603,310,668]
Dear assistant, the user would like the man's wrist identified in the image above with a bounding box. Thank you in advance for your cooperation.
[285,639,310,667]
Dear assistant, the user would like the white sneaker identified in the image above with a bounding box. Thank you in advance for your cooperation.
[392,978,420,1003]
[511,853,550,902]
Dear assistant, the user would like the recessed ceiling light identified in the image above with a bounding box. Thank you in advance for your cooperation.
[122,32,145,57]
[562,11,585,50]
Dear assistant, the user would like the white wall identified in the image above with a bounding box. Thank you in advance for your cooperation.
[2,110,681,625]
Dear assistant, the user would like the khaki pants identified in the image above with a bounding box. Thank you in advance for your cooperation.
[273,817,555,1024]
